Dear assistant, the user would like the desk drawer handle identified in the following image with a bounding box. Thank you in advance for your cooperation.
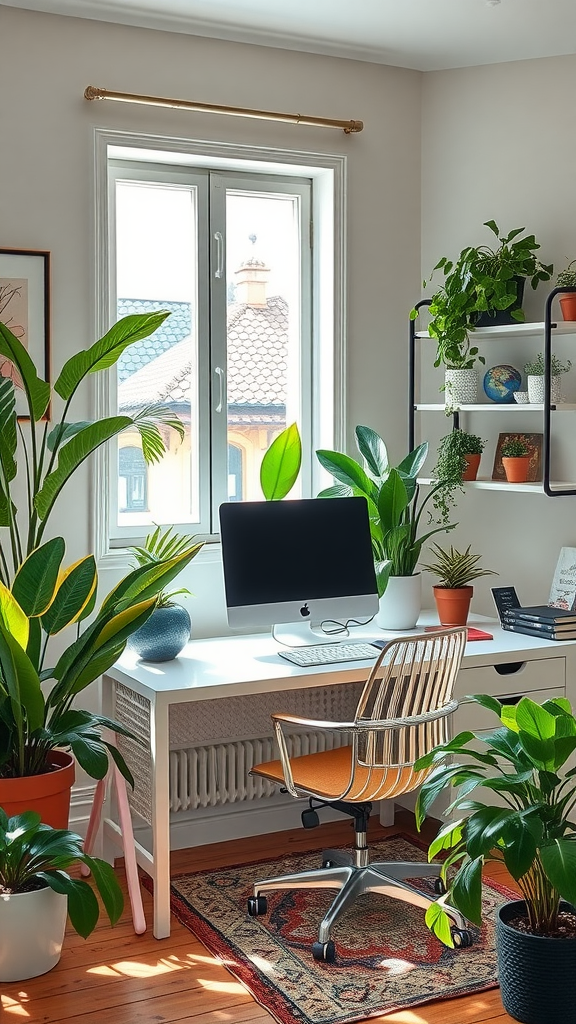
[500,695,523,706]
[494,662,525,675]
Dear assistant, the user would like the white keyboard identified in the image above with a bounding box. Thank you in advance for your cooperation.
[278,641,379,667]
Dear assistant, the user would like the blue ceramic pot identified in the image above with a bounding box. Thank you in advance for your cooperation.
[127,604,191,662]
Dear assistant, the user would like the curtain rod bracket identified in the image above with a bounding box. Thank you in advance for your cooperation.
[84,86,363,134]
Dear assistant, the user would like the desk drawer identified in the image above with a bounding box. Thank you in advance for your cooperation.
[456,656,565,701]
[455,686,564,734]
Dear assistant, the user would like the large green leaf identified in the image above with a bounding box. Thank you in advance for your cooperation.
[0,377,17,483]
[0,620,44,736]
[515,698,557,741]
[425,899,454,947]
[11,538,65,617]
[502,818,538,880]
[0,583,29,649]
[46,421,92,452]
[131,405,185,464]
[54,312,170,401]
[83,855,124,924]
[316,449,377,499]
[354,425,388,478]
[539,838,576,904]
[377,469,409,531]
[465,806,515,860]
[0,322,51,421]
[100,545,204,615]
[396,441,429,480]
[34,417,133,521]
[452,857,483,926]
[41,556,97,635]
[260,423,302,500]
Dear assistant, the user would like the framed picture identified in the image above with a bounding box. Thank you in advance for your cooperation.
[0,248,50,418]
[491,431,543,482]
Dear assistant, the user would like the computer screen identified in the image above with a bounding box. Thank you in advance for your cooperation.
[219,496,379,634]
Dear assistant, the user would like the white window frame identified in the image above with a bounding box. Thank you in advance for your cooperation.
[93,128,347,566]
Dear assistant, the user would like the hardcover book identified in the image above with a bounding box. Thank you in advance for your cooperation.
[502,605,576,624]
[502,622,576,641]
[502,615,576,633]
[548,547,576,611]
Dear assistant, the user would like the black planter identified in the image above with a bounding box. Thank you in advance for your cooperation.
[496,900,576,1024]
[127,604,191,662]
[473,276,526,327]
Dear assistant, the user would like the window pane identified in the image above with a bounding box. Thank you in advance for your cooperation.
[225,190,302,502]
[115,180,199,527]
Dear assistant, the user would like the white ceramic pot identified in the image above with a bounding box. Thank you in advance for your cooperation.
[0,886,67,981]
[444,368,477,406]
[527,374,562,404]
[375,573,421,631]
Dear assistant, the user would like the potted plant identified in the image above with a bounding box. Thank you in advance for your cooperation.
[421,542,497,625]
[0,313,201,826]
[316,426,456,630]
[431,430,486,524]
[414,694,576,1024]
[128,526,204,662]
[500,436,532,483]
[411,221,553,405]
[524,352,572,404]
[0,808,124,981]
[556,259,576,321]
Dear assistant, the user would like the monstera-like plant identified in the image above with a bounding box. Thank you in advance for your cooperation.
[0,314,201,806]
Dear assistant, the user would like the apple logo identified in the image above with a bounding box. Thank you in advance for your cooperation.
[299,603,311,618]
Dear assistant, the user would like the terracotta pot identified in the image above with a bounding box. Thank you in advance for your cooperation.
[559,294,576,322]
[502,455,531,484]
[0,750,75,828]
[462,453,481,481]
[433,585,473,626]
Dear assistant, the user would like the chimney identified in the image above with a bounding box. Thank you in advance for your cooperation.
[234,235,270,308]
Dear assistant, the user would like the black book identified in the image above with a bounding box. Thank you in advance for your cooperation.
[503,612,576,632]
[502,622,576,641]
[502,605,576,625]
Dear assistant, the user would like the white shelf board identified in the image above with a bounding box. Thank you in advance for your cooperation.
[415,403,576,412]
[415,321,576,340]
[418,476,576,493]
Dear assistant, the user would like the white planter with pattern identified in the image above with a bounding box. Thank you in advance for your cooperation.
[444,368,478,406]
[527,374,562,404]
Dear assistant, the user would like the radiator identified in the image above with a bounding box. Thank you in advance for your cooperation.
[169,730,349,812]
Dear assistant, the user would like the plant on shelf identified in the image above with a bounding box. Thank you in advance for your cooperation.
[524,352,572,405]
[0,808,124,982]
[415,695,576,1023]
[556,259,576,290]
[500,437,530,458]
[421,542,497,625]
[431,430,486,524]
[500,436,532,484]
[316,427,456,629]
[523,353,572,377]
[556,260,576,321]
[127,526,204,662]
[410,221,553,373]
[0,313,202,820]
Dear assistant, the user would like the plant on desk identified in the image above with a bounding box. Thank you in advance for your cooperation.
[421,542,497,625]
[415,694,576,1024]
[0,312,201,825]
[316,426,456,629]
[0,808,124,982]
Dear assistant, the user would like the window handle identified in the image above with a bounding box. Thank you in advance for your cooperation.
[214,366,225,413]
[214,231,224,279]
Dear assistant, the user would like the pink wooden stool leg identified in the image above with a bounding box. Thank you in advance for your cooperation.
[112,763,146,934]
[81,774,108,877]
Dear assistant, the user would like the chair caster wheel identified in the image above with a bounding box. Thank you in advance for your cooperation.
[434,877,447,895]
[322,859,334,868]
[247,895,268,917]
[451,927,473,948]
[302,808,320,829]
[312,940,336,963]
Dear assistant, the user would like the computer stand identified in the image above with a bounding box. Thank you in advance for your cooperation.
[272,622,342,648]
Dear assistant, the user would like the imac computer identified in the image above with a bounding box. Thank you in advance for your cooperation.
[219,496,379,645]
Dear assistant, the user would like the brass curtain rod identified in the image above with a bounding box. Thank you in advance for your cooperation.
[84,85,363,134]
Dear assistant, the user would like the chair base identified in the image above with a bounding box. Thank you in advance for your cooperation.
[252,848,469,948]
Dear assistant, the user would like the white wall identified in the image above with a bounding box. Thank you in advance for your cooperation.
[421,55,576,615]
[2,5,422,638]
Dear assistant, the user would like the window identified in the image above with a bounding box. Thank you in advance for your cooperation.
[99,137,343,548]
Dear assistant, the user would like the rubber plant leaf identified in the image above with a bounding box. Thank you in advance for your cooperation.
[260,423,302,500]
[11,538,66,617]
[41,555,98,635]
[54,312,170,401]
[0,322,51,421]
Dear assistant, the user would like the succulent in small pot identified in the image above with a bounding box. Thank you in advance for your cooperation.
[556,259,576,321]
[128,526,204,662]
[0,808,124,981]
[431,430,486,525]
[500,436,532,483]
[524,352,572,404]
[421,542,497,625]
[415,694,576,1024]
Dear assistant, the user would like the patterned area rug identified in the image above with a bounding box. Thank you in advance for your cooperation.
[157,834,512,1024]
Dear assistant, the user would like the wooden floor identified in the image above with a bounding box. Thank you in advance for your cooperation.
[2,808,518,1024]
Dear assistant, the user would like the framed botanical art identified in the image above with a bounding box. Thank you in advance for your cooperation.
[0,248,50,418]
[491,431,543,482]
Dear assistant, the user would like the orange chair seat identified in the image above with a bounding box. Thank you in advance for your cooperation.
[251,744,422,801]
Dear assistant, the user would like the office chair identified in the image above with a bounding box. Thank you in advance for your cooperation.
[247,626,471,962]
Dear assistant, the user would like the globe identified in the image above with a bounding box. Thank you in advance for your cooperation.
[483,364,522,403]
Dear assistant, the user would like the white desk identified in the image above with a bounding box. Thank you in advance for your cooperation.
[103,615,576,938]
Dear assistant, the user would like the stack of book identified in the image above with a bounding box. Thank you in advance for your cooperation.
[502,605,576,641]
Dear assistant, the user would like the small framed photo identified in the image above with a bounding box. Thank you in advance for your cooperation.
[492,431,543,482]
[0,248,50,418]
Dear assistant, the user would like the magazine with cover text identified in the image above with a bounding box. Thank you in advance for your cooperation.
[548,547,576,611]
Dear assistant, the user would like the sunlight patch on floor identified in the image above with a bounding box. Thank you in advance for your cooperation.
[1,994,30,1017]
[376,957,416,975]
[87,954,196,978]
[197,976,246,994]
